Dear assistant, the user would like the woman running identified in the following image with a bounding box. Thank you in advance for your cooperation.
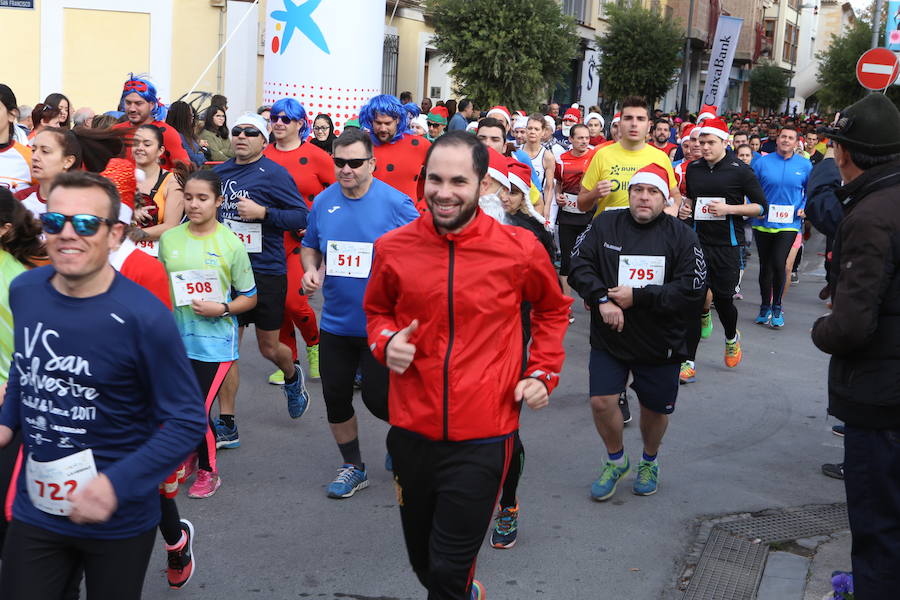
[131,124,185,253]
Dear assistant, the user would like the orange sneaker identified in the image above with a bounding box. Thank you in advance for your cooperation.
[679,361,696,384]
[724,332,742,368]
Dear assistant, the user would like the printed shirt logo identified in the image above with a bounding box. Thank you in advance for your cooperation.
[327,205,341,214]
[271,0,330,55]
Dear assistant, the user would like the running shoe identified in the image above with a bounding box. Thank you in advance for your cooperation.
[633,460,659,496]
[179,452,198,483]
[188,470,221,499]
[284,363,310,419]
[821,462,844,480]
[470,579,486,600]
[568,309,575,324]
[353,369,362,390]
[770,306,785,329]
[385,452,393,472]
[791,271,799,284]
[618,392,632,425]
[267,369,285,385]
[214,418,240,449]
[166,519,195,589]
[307,344,320,379]
[832,424,845,437]
[733,292,743,300]
[591,456,630,502]
[700,312,713,339]
[754,305,772,325]
[679,362,696,384]
[326,464,369,498]
[724,332,742,368]
[490,504,519,549]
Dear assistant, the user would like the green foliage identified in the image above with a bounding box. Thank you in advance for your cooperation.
[425,0,579,110]
[595,2,683,104]
[815,19,873,110]
[749,61,789,112]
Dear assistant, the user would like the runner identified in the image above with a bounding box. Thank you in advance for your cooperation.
[364,131,570,600]
[0,84,33,195]
[650,119,678,161]
[263,98,333,384]
[522,114,556,217]
[359,94,431,212]
[568,163,706,501]
[751,125,811,328]
[128,125,185,255]
[113,74,190,170]
[213,113,309,447]
[0,171,206,600]
[585,111,606,147]
[300,128,418,498]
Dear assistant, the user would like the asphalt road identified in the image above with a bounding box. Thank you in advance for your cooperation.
[142,240,844,600]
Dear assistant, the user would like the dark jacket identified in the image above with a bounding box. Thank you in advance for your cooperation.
[805,157,843,239]
[568,209,707,364]
[811,160,900,428]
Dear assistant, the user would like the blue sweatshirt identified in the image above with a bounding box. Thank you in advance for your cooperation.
[752,151,812,232]
[303,179,419,337]
[0,268,206,539]
[215,156,308,275]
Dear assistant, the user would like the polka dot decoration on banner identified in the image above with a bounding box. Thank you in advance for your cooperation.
[263,82,381,132]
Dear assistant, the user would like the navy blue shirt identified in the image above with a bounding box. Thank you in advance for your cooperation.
[215,155,308,276]
[0,268,206,539]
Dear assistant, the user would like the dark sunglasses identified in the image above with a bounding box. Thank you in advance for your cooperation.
[333,157,371,169]
[269,115,293,125]
[231,127,263,138]
[40,213,114,236]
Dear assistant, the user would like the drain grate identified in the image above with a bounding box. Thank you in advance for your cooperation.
[682,528,768,600]
[717,503,849,544]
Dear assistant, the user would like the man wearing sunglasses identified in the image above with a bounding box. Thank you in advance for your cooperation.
[300,128,418,499]
[213,113,310,443]
[425,107,448,142]
[0,172,206,600]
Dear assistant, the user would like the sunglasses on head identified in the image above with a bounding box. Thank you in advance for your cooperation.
[40,213,114,236]
[333,157,371,169]
[231,126,263,138]
[269,115,294,125]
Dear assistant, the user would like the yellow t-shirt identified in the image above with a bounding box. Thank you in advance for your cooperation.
[580,143,677,214]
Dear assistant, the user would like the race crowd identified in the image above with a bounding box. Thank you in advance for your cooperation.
[0,74,898,600]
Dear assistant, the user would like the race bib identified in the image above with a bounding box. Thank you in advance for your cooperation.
[26,449,98,516]
[224,220,262,253]
[561,193,585,214]
[171,269,225,307]
[135,239,159,257]
[768,204,795,224]
[618,255,666,288]
[326,240,373,279]
[694,197,726,221]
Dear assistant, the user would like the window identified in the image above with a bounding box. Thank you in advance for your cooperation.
[382,34,399,96]
[562,0,591,25]
[783,22,798,64]
[788,0,800,10]
[763,18,776,55]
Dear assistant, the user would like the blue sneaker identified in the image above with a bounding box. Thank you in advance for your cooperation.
[326,464,368,498]
[284,363,310,419]
[754,305,772,325]
[591,456,630,501]
[384,452,393,471]
[770,305,784,328]
[633,460,659,496]
[490,504,519,549]
[214,418,240,449]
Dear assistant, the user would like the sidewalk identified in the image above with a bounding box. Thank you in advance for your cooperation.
[801,531,851,600]
[754,528,851,600]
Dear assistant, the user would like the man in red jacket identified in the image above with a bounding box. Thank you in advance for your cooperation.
[113,74,190,170]
[364,132,571,600]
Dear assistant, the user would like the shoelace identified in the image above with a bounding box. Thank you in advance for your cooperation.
[495,509,518,534]
[600,461,622,483]
[334,466,361,485]
[636,462,655,485]
[726,341,740,356]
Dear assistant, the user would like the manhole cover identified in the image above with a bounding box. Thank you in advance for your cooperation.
[717,503,848,544]
[682,529,767,600]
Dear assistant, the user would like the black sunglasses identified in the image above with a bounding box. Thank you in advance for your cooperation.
[231,127,263,138]
[40,212,114,236]
[333,157,371,169]
[269,115,293,124]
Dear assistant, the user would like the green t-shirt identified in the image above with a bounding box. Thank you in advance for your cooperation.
[0,250,25,383]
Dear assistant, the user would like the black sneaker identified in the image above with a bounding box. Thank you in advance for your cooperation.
[821,463,844,480]
[831,424,845,437]
[619,392,632,425]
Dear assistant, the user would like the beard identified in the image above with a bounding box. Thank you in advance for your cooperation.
[429,192,479,232]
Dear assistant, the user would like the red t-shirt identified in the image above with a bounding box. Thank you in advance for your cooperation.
[372,133,430,212]
[264,142,335,208]
[652,142,678,158]
[555,148,597,194]
[110,240,173,310]
[114,120,191,171]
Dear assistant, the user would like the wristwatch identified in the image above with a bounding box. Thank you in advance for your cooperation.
[598,295,610,304]
[221,302,231,317]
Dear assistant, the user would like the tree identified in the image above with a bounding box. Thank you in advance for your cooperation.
[749,61,789,113]
[815,19,873,110]
[595,3,683,105]
[425,0,579,110]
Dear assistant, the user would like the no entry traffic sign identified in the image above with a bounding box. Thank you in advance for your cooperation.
[856,47,900,90]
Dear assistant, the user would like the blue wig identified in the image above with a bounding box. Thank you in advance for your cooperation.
[271,97,310,140]
[359,94,410,144]
[119,73,161,120]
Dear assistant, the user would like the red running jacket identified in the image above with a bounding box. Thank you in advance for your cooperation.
[364,209,571,442]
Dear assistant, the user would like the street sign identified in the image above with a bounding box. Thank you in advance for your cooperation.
[856,47,900,90]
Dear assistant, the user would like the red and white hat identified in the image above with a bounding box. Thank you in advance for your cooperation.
[486,147,510,190]
[486,105,511,129]
[699,117,729,140]
[563,107,582,122]
[611,112,621,126]
[585,111,604,128]
[628,163,671,205]
[679,124,696,144]
[697,104,718,123]
[507,158,531,196]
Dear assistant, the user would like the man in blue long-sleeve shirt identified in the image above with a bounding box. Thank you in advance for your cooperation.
[0,172,207,600]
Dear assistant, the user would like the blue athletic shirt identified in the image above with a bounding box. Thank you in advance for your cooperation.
[214,155,308,276]
[752,151,812,232]
[0,268,206,539]
[303,178,419,337]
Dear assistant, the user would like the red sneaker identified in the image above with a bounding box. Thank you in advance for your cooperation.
[166,519,195,589]
[188,469,221,499]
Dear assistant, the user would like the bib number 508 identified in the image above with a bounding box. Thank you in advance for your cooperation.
[185,282,214,294]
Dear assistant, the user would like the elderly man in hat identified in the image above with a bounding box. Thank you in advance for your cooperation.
[811,93,900,599]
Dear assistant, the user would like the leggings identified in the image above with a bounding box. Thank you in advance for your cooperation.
[755,230,796,307]
[558,222,590,276]
[191,360,232,473]
[499,432,524,509]
[279,234,320,361]
[320,330,389,424]
[159,496,183,546]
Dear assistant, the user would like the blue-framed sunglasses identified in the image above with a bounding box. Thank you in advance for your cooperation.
[39,213,114,237]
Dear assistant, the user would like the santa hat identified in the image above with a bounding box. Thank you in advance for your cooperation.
[100,158,138,223]
[699,117,729,140]
[543,115,555,130]
[679,124,696,144]
[486,106,511,129]
[507,159,531,196]
[697,104,718,123]
[513,115,528,130]
[465,121,478,134]
[563,107,582,122]
[486,147,510,190]
[515,110,527,118]
[428,106,449,125]
[611,112,621,126]
[628,163,671,205]
[585,112,604,128]
[411,114,428,132]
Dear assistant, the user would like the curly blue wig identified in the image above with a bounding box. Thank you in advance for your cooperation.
[270,97,310,140]
[359,94,410,144]
[119,73,161,120]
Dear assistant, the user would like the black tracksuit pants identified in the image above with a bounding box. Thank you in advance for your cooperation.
[387,427,514,600]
